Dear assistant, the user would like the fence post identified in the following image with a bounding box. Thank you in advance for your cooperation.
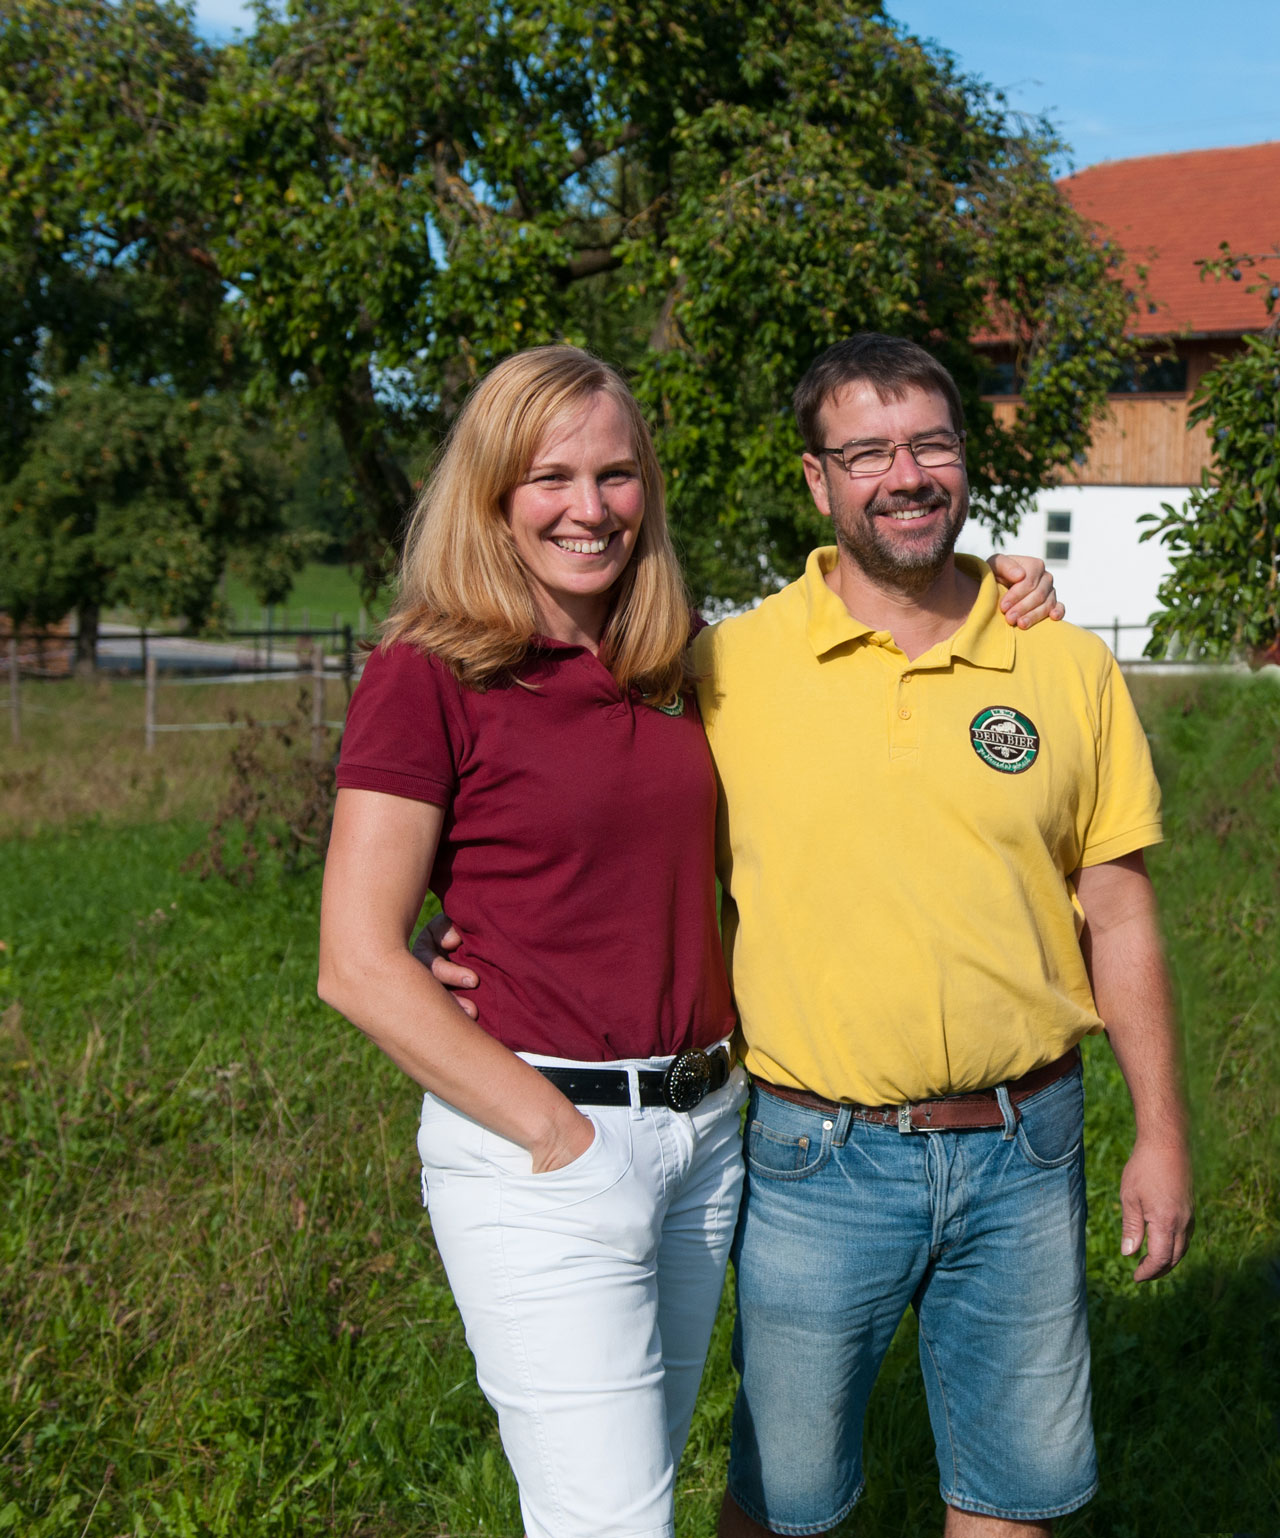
[342,623,354,690]
[1112,617,1120,657]
[311,643,326,759]
[145,652,157,752]
[265,606,274,672]
[8,635,19,745]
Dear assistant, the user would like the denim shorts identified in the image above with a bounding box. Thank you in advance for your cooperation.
[726,1065,1097,1533]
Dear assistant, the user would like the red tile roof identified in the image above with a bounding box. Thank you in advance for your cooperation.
[1058,141,1280,338]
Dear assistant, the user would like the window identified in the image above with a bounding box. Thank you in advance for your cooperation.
[1045,510,1070,563]
[1107,355,1188,394]
[980,360,1019,395]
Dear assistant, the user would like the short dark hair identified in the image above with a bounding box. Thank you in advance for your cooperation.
[793,334,966,452]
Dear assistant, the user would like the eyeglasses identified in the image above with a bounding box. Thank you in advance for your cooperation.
[817,431,966,477]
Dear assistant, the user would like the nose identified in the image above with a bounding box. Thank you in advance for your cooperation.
[569,477,608,525]
[880,442,932,494]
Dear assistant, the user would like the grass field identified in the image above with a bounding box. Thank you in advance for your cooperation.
[0,677,346,838]
[217,563,380,637]
[2,673,1278,1535]
[103,562,382,638]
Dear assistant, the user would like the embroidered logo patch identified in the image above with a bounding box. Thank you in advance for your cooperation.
[654,695,685,717]
[969,706,1040,774]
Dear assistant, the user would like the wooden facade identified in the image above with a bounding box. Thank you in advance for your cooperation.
[989,394,1214,487]
[0,615,74,676]
[984,338,1242,488]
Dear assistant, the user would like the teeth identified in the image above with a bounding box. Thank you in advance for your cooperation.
[887,509,933,521]
[552,536,610,553]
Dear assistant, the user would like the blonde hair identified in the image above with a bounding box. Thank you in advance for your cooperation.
[382,346,693,705]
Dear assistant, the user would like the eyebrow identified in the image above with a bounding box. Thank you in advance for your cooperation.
[526,455,640,474]
[840,428,958,445]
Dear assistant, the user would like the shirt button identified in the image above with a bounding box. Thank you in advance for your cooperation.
[902,673,913,683]
[899,707,911,720]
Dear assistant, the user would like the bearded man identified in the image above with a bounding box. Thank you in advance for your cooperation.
[698,333,1194,1538]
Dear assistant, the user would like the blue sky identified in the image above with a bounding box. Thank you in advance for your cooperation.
[193,0,1280,172]
[886,0,1280,170]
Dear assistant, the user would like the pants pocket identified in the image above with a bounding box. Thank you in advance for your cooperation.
[744,1089,832,1181]
[1015,1069,1084,1169]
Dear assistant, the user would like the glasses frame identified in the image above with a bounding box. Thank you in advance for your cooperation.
[817,430,967,478]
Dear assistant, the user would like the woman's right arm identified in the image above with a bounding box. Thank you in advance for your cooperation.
[318,786,595,1172]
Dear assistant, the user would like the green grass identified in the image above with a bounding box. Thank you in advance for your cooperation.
[1,675,1278,1535]
[103,561,385,638]
[218,562,382,637]
[0,677,345,838]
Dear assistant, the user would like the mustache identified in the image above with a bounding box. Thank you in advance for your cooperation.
[866,488,952,517]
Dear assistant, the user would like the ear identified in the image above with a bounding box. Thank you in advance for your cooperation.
[801,453,833,519]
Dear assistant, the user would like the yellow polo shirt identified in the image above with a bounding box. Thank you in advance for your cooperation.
[693,548,1163,1105]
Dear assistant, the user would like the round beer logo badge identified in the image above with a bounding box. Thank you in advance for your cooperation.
[969,706,1040,774]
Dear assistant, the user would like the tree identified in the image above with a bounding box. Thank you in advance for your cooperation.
[3,0,1137,602]
[0,357,312,672]
[0,1,316,661]
[0,1,228,433]
[1141,252,1280,660]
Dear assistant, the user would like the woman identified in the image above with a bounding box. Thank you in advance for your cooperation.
[317,345,1057,1538]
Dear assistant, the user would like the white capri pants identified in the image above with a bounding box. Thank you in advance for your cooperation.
[417,1047,748,1538]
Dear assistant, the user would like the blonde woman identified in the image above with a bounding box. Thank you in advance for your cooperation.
[318,346,1058,1538]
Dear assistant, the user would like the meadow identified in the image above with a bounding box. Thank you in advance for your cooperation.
[1,672,1277,1536]
[212,564,374,638]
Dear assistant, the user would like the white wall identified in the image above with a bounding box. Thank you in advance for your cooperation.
[957,485,1187,661]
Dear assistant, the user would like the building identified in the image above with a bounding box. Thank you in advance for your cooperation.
[958,140,1280,658]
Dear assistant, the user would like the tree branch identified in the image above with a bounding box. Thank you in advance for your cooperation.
[558,122,643,186]
[556,248,623,285]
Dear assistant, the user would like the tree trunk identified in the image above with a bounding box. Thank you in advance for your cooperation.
[74,601,100,678]
[330,363,415,563]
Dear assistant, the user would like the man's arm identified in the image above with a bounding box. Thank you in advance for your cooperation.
[1075,849,1194,1281]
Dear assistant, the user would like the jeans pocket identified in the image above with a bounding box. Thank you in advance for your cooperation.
[1015,1069,1085,1169]
[744,1102,831,1182]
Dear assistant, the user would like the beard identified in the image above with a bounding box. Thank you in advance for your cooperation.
[829,480,969,596]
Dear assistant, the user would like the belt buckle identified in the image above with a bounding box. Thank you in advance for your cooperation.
[662,1048,713,1112]
[897,1103,915,1135]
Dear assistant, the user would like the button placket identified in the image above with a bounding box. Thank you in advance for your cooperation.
[890,667,918,760]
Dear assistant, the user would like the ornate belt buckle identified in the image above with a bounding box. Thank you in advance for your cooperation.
[662,1049,713,1112]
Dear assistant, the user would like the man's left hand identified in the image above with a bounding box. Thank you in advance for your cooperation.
[1119,1133,1194,1282]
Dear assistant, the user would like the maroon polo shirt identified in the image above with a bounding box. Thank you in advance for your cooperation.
[335,640,736,1062]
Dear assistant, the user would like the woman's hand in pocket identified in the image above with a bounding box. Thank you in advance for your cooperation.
[530,1107,597,1174]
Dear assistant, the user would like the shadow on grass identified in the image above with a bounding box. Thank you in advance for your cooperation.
[839,1250,1280,1538]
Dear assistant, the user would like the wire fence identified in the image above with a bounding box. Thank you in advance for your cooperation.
[5,624,360,748]
[3,617,1267,751]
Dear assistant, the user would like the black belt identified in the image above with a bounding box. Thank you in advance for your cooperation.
[537,1044,733,1112]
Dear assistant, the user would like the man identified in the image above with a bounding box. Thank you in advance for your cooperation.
[697,333,1193,1538]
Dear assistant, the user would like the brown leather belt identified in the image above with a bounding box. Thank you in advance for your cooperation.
[754,1047,1080,1133]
